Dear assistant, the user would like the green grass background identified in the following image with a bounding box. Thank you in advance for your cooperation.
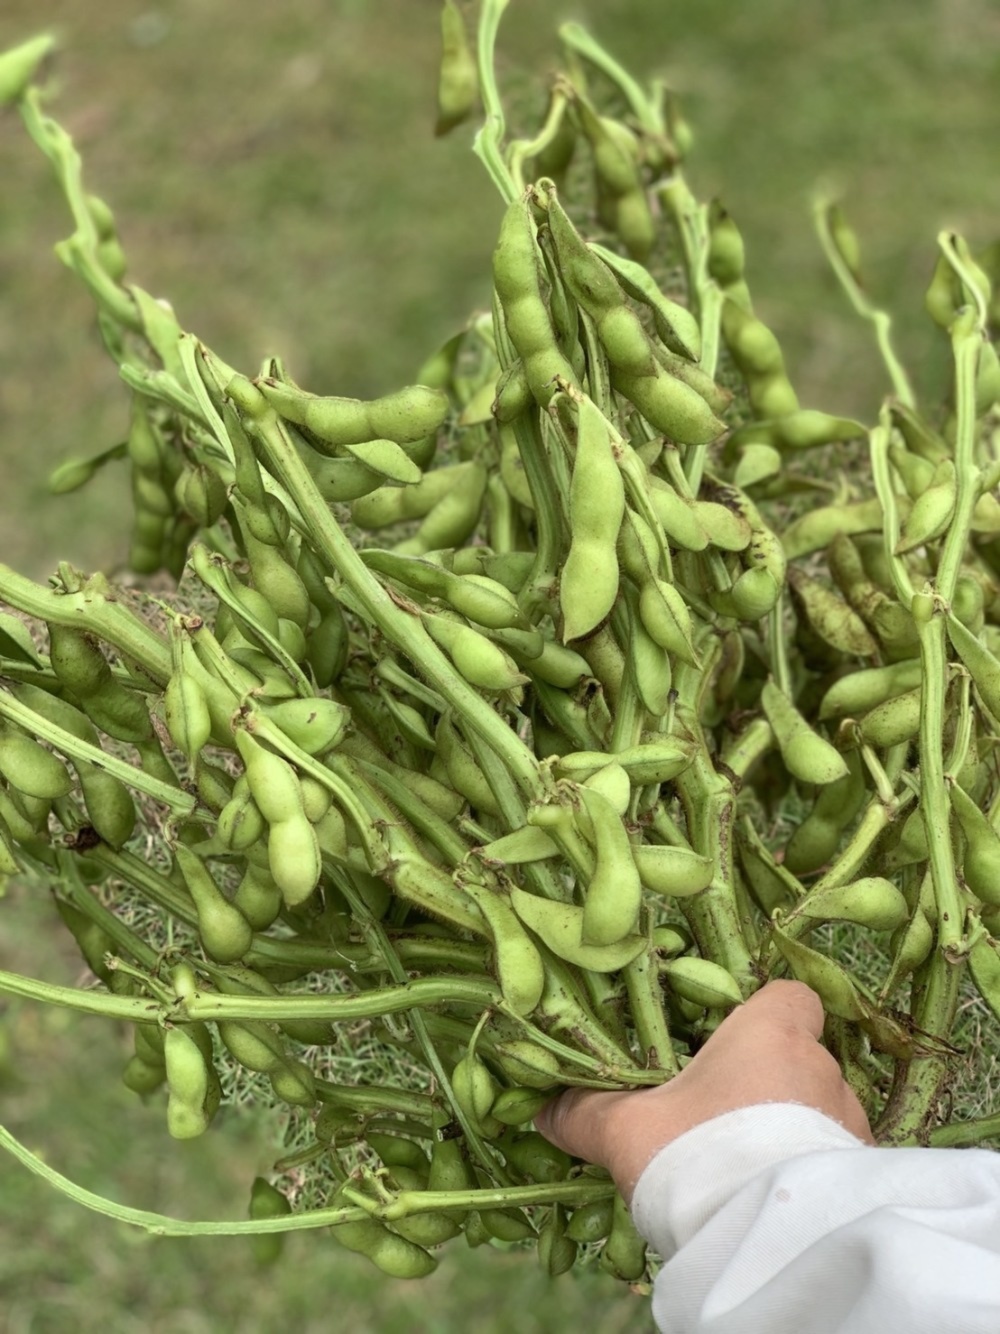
[1,0,998,1329]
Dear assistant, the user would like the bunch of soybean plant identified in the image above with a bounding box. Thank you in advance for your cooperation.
[2,0,1000,1283]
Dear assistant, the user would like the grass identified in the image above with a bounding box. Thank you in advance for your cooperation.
[2,0,1000,1329]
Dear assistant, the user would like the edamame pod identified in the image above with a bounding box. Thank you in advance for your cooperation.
[248,1177,292,1268]
[510,886,645,972]
[0,723,72,800]
[423,613,527,691]
[793,876,909,932]
[599,1192,647,1281]
[174,842,253,962]
[818,659,922,721]
[632,843,713,896]
[950,782,1000,906]
[560,394,625,642]
[660,956,743,1009]
[257,378,448,451]
[330,1217,437,1278]
[947,614,1000,723]
[491,1086,552,1125]
[761,680,848,785]
[452,1051,500,1135]
[771,926,865,1021]
[461,877,545,1015]
[857,686,922,749]
[267,811,323,909]
[579,785,643,946]
[435,0,479,134]
[164,1022,221,1140]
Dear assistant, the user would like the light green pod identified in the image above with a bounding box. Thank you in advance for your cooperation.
[638,577,700,666]
[509,886,645,972]
[760,681,848,785]
[174,842,254,962]
[462,878,545,1016]
[647,479,710,551]
[163,670,213,761]
[580,785,643,946]
[611,362,726,446]
[632,843,714,896]
[857,686,922,749]
[0,34,56,105]
[895,459,957,553]
[951,783,1000,906]
[795,876,909,932]
[560,395,626,642]
[491,1086,553,1126]
[771,926,865,1021]
[0,725,72,801]
[267,812,322,908]
[233,860,283,931]
[393,462,488,555]
[423,613,527,691]
[660,956,743,1009]
[260,697,350,756]
[818,659,922,721]
[236,729,305,826]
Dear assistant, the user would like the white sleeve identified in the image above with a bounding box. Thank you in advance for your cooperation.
[628,1103,1000,1334]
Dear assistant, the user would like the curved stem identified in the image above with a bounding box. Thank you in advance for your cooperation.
[0,1123,366,1236]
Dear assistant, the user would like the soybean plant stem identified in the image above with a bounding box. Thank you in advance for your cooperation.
[812,199,915,407]
[0,1123,370,1236]
[472,0,516,203]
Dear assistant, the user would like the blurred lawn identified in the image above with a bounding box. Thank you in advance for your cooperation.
[1,1,999,1329]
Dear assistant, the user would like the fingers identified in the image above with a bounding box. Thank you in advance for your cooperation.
[534,1086,626,1168]
[734,979,826,1041]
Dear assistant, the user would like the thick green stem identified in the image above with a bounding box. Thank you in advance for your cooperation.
[874,952,962,1144]
[0,565,171,685]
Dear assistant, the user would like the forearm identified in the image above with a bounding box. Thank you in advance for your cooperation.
[631,1104,1000,1334]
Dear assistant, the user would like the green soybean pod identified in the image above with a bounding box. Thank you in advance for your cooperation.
[857,685,922,749]
[451,1051,501,1136]
[164,1023,221,1140]
[951,783,1000,907]
[393,462,488,556]
[492,195,578,406]
[267,812,322,909]
[423,613,527,692]
[611,361,725,446]
[330,1218,437,1279]
[0,34,56,105]
[579,786,643,947]
[461,878,545,1016]
[0,724,72,801]
[77,764,137,849]
[235,729,305,826]
[435,0,478,136]
[566,1197,615,1244]
[599,1192,647,1282]
[560,394,625,642]
[248,1177,292,1268]
[174,842,254,962]
[761,680,848,786]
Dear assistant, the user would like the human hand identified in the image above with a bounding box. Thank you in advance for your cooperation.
[535,980,874,1202]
